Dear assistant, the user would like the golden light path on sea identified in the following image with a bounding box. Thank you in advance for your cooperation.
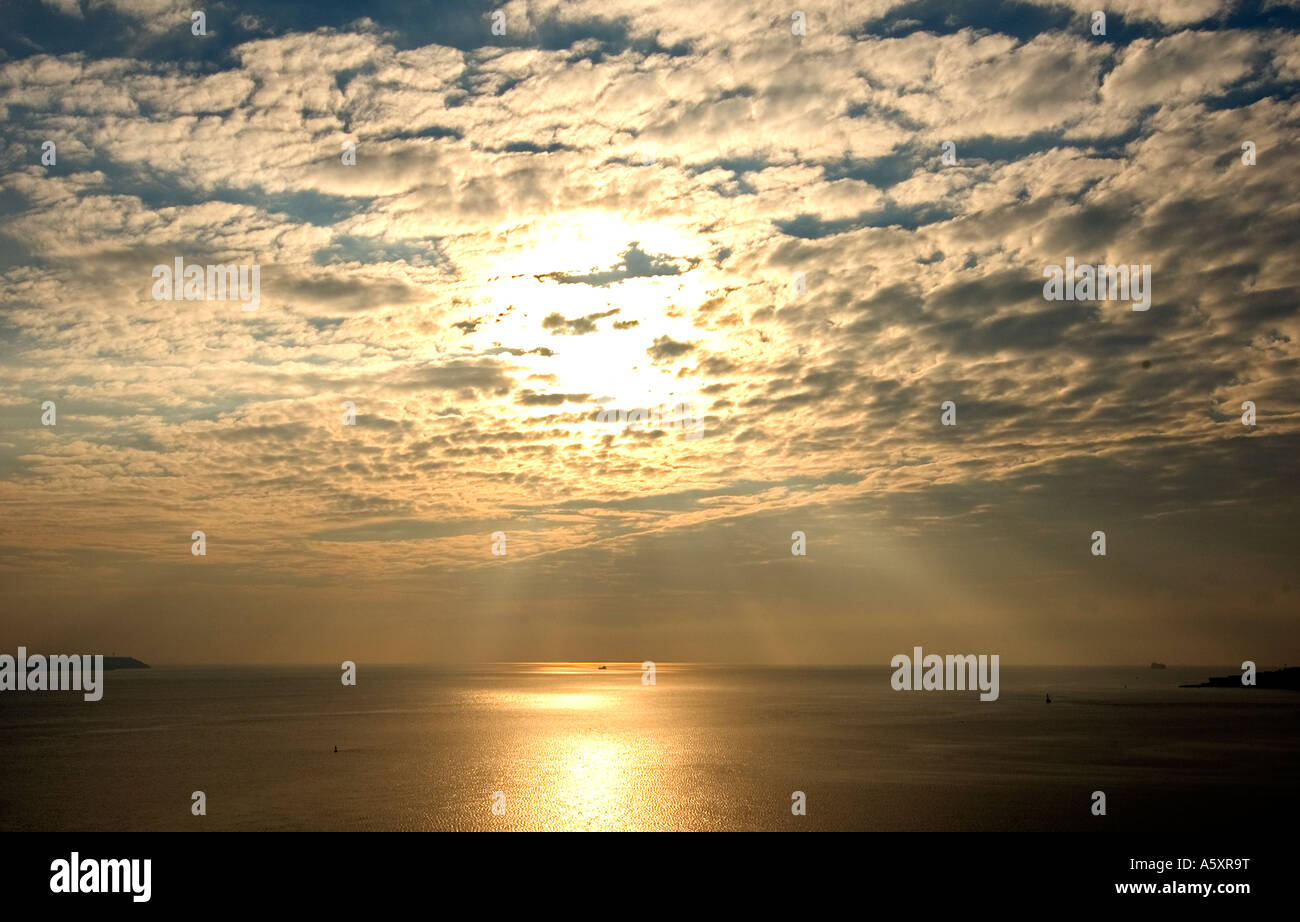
[472,663,674,830]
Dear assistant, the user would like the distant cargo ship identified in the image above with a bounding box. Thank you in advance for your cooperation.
[1150,662,1167,669]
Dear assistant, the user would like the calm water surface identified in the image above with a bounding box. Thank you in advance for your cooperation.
[1,664,1296,830]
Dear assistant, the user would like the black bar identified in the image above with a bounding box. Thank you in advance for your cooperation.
[2,833,1269,908]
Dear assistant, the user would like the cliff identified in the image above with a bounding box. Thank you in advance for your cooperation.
[1181,666,1300,689]
[102,656,149,670]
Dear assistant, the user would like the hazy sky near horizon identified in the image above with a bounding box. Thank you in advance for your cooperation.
[1,0,1297,665]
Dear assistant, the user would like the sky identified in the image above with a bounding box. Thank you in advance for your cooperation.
[0,0,1297,665]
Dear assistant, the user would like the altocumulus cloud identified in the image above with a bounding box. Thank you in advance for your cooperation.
[0,0,1296,664]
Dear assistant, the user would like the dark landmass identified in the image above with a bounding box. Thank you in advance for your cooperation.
[1182,667,1300,689]
[103,657,149,670]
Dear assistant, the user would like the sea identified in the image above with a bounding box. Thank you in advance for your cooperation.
[1,663,1296,831]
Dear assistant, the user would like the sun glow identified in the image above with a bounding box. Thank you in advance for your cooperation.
[505,691,616,711]
[473,212,715,418]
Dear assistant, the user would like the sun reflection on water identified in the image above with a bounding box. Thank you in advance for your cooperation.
[471,667,671,830]
[538,733,644,830]
[500,691,616,711]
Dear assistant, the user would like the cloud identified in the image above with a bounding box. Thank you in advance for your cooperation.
[541,308,621,335]
[646,335,695,361]
[0,0,1296,663]
[538,242,690,286]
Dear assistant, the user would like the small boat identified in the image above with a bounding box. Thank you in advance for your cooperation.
[1045,693,1052,704]
[1150,662,1167,669]
[333,745,338,753]
[597,665,607,670]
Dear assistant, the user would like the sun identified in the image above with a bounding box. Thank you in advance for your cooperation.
[472,212,715,416]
